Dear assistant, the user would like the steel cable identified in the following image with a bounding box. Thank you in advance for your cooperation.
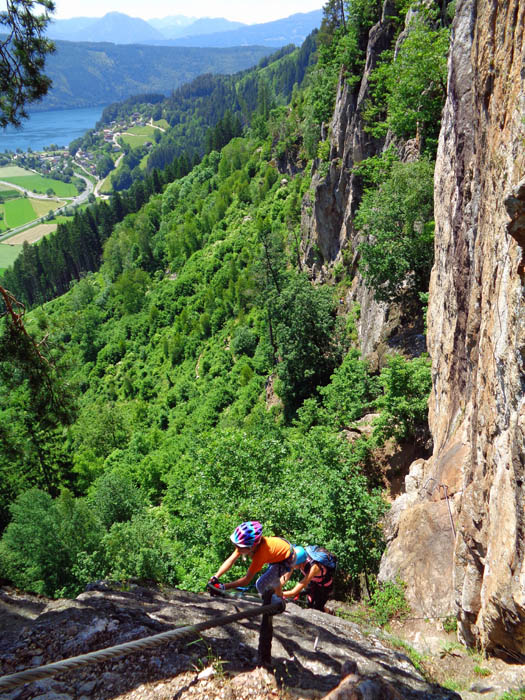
[0,599,284,693]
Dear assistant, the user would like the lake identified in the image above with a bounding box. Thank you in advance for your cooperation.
[0,106,107,153]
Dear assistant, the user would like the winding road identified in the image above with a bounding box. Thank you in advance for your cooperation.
[0,173,94,242]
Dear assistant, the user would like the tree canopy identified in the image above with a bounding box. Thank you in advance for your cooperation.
[0,0,55,127]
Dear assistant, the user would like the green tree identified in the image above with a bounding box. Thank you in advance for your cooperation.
[112,268,150,314]
[319,348,378,428]
[72,402,128,460]
[356,159,435,303]
[364,16,449,155]
[102,511,176,584]
[273,274,339,413]
[0,0,55,127]
[373,354,432,442]
[0,289,76,527]
[96,153,114,178]
[88,469,146,530]
[0,488,103,596]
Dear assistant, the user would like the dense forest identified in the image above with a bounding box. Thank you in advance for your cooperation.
[31,40,275,111]
[0,0,450,600]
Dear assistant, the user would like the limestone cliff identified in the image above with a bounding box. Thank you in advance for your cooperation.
[302,0,524,661]
[380,0,525,660]
[301,0,430,369]
[301,0,404,368]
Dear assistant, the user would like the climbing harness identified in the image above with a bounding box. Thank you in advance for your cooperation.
[0,597,285,693]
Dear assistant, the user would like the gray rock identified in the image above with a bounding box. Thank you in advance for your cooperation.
[76,680,96,694]
[381,0,525,662]
[469,683,495,693]
[0,586,459,699]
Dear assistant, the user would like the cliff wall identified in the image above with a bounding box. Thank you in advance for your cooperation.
[304,0,524,660]
[381,0,525,660]
[301,0,404,367]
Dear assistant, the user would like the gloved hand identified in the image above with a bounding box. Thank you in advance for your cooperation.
[208,577,225,590]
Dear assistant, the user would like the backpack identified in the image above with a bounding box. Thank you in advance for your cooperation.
[305,545,337,570]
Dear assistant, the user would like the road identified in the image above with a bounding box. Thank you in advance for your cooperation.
[0,179,63,202]
[93,150,123,197]
[0,173,94,242]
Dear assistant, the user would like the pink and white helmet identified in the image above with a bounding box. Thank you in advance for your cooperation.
[230,521,263,547]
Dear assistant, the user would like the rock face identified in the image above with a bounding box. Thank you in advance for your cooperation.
[0,585,459,700]
[301,1,403,366]
[301,1,430,369]
[381,0,525,660]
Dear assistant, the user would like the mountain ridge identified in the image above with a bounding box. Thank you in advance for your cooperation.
[31,41,274,111]
[47,10,322,47]
[151,11,323,48]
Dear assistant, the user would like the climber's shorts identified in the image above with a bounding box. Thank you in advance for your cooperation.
[255,549,296,595]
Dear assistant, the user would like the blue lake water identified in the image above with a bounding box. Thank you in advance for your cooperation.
[0,106,107,153]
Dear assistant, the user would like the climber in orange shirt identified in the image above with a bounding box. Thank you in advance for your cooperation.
[209,521,297,597]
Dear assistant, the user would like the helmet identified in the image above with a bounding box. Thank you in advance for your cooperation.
[293,546,307,566]
[230,521,263,548]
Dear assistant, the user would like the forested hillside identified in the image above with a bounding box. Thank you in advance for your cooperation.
[32,40,275,111]
[0,0,449,602]
[5,42,318,299]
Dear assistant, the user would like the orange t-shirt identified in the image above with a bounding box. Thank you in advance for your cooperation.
[246,537,291,577]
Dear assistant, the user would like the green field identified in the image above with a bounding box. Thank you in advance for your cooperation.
[153,119,169,130]
[0,188,20,201]
[99,175,113,194]
[0,165,31,178]
[0,174,77,197]
[119,125,157,148]
[54,214,75,224]
[4,197,37,228]
[1,196,61,230]
[0,242,23,270]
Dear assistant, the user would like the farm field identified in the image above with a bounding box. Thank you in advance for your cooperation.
[119,125,157,148]
[153,119,169,130]
[0,166,78,197]
[3,197,35,228]
[0,165,30,178]
[2,197,62,230]
[31,198,62,217]
[2,175,77,197]
[0,186,20,201]
[6,223,57,245]
[54,214,75,224]
[99,175,113,194]
[0,242,23,273]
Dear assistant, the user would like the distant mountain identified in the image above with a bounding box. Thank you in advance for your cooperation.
[48,12,164,44]
[149,17,245,40]
[148,10,324,48]
[47,16,97,39]
[31,41,274,111]
[147,15,196,36]
[174,17,245,38]
[46,10,323,48]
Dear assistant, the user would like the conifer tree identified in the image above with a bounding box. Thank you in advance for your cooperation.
[0,0,55,127]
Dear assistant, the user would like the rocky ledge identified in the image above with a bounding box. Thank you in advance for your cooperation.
[0,584,460,700]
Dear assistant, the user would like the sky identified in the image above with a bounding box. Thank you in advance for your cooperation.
[51,1,325,24]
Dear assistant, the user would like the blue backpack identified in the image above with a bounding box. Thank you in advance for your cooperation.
[305,545,337,570]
